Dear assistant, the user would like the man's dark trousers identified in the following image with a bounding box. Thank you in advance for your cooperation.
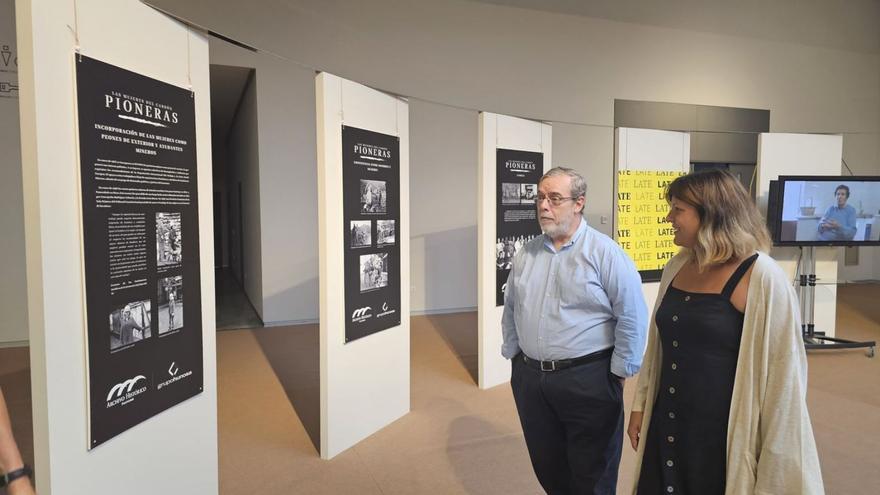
[511,352,624,495]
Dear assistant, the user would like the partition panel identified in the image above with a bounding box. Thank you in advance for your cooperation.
[757,133,841,337]
[477,112,550,390]
[16,0,217,492]
[316,72,410,458]
[614,127,690,312]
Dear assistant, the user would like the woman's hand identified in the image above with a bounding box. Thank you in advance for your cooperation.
[627,411,644,451]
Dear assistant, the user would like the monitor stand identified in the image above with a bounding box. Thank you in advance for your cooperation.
[798,246,875,357]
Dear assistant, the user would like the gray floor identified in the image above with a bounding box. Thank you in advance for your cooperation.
[215,268,263,331]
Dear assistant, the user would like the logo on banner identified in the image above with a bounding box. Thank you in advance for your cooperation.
[106,375,148,408]
[351,306,372,322]
[158,361,193,390]
[377,301,396,318]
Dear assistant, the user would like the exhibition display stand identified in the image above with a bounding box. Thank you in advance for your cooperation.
[798,246,875,356]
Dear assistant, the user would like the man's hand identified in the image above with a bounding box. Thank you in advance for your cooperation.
[820,219,840,231]
[627,411,643,451]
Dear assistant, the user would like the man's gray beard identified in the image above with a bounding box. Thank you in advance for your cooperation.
[541,217,572,239]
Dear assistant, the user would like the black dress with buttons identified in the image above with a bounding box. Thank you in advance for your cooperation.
[637,254,758,495]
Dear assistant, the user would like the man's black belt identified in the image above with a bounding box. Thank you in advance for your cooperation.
[520,347,614,372]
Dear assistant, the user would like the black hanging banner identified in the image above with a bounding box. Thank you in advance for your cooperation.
[342,126,402,343]
[496,148,543,306]
[76,55,203,449]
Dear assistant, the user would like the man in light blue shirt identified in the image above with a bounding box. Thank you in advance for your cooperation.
[503,167,647,495]
[817,184,857,241]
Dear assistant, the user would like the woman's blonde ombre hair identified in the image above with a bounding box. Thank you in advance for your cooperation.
[665,169,771,270]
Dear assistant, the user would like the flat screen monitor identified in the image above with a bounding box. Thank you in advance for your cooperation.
[771,176,880,246]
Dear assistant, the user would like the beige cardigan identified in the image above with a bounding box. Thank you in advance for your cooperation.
[631,251,824,495]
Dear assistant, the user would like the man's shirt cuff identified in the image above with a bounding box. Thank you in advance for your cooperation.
[610,354,639,378]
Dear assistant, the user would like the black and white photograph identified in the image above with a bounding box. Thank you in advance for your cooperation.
[377,220,395,246]
[157,275,183,334]
[350,220,372,248]
[360,179,387,214]
[520,183,537,204]
[109,299,152,351]
[156,212,182,267]
[360,253,389,292]
[495,234,539,269]
[501,183,521,205]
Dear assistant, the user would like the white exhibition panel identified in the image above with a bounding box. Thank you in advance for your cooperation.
[757,133,841,337]
[477,112,551,390]
[316,73,410,459]
[16,0,218,493]
[614,127,690,312]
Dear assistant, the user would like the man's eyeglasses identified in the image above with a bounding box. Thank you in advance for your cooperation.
[534,194,577,206]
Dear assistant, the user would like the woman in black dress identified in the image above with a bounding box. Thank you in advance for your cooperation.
[627,170,824,494]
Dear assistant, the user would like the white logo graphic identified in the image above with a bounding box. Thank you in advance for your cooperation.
[158,361,193,390]
[106,375,146,402]
[501,283,508,293]
[118,114,168,128]
[376,301,396,318]
[352,306,372,319]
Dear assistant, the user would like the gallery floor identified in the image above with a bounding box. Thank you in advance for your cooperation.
[2,284,879,494]
[215,268,263,331]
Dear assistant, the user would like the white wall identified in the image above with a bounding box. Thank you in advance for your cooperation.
[0,0,27,345]
[16,0,218,492]
[553,123,615,236]
[211,139,230,268]
[409,99,478,313]
[146,0,879,289]
[209,42,498,321]
[205,37,625,320]
[757,133,841,337]
[209,38,319,325]
[145,0,880,135]
[225,73,264,317]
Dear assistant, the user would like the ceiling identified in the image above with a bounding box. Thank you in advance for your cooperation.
[470,0,880,54]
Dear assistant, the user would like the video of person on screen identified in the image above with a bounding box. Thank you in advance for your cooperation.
[779,180,880,242]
